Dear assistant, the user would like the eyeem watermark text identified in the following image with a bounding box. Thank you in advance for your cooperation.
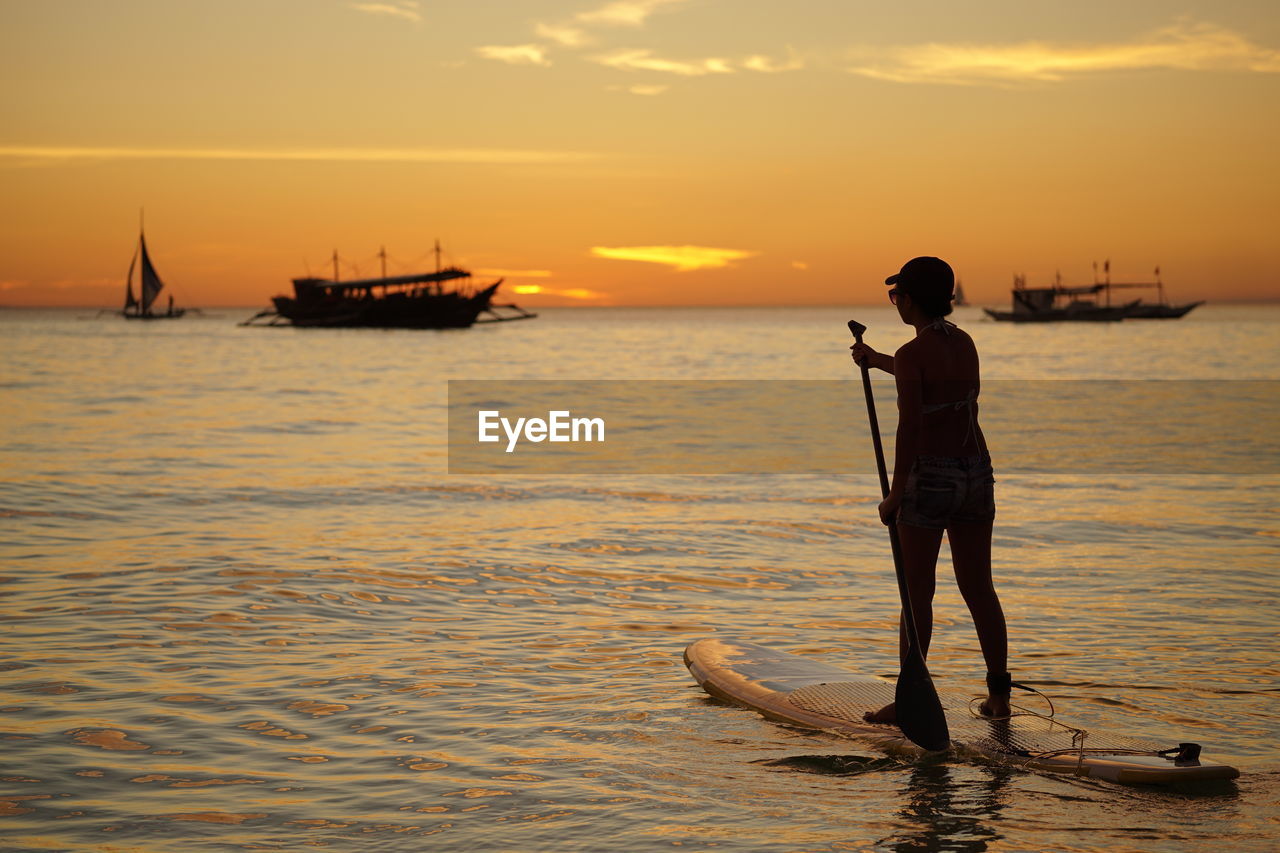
[478,410,606,453]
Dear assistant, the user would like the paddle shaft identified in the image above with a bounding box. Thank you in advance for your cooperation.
[848,323,925,657]
[848,319,950,751]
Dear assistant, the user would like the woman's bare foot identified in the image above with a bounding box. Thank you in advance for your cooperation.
[979,693,1010,718]
[864,701,896,724]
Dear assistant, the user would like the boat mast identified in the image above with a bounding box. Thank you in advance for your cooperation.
[123,240,140,313]
[434,238,442,293]
[140,209,147,316]
[332,249,340,283]
[124,207,144,314]
[380,245,387,280]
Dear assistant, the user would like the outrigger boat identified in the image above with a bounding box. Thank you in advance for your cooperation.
[118,225,186,320]
[984,263,1202,323]
[242,242,536,329]
[1103,266,1204,319]
[984,273,1133,323]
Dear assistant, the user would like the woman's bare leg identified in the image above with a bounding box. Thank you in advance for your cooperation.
[948,519,1009,716]
[864,522,944,723]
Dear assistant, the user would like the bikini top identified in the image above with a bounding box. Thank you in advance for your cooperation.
[922,388,978,446]
[919,318,978,445]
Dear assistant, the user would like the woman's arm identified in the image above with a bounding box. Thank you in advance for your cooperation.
[850,343,895,374]
[889,345,923,499]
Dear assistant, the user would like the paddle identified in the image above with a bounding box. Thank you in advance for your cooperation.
[848,319,951,752]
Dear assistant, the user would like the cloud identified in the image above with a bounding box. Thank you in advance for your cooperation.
[349,1,421,24]
[847,18,1280,86]
[535,22,591,48]
[593,48,733,76]
[496,1,719,82]
[742,52,805,73]
[510,284,605,300]
[621,84,669,95]
[591,246,758,272]
[475,44,552,66]
[577,0,689,28]
[592,49,804,78]
[0,146,595,165]
[791,261,809,271]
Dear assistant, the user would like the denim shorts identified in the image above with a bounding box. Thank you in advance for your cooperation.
[897,453,995,529]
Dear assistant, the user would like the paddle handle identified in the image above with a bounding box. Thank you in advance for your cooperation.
[849,322,892,500]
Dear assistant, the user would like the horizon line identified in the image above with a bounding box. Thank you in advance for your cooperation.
[2,298,1272,311]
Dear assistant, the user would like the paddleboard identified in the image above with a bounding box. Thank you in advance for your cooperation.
[685,637,1240,785]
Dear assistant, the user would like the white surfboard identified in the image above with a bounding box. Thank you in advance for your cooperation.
[685,637,1240,786]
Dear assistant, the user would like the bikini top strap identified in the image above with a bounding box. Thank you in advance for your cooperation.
[925,317,957,335]
[920,387,977,414]
[920,388,979,446]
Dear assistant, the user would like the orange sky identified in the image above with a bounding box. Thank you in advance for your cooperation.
[2,1,1278,307]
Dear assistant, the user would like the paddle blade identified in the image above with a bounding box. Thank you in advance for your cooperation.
[894,649,951,752]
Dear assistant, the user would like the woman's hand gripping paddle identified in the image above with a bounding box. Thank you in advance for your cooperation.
[848,319,950,752]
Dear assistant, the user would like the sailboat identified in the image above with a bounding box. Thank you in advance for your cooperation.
[121,225,185,319]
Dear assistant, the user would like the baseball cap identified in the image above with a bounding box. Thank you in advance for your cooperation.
[885,256,954,294]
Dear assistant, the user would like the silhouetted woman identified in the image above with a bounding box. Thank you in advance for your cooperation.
[850,256,1011,720]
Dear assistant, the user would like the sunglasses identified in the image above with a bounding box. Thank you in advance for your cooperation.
[888,288,902,305]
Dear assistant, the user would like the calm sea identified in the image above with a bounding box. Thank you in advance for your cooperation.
[2,304,1278,852]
